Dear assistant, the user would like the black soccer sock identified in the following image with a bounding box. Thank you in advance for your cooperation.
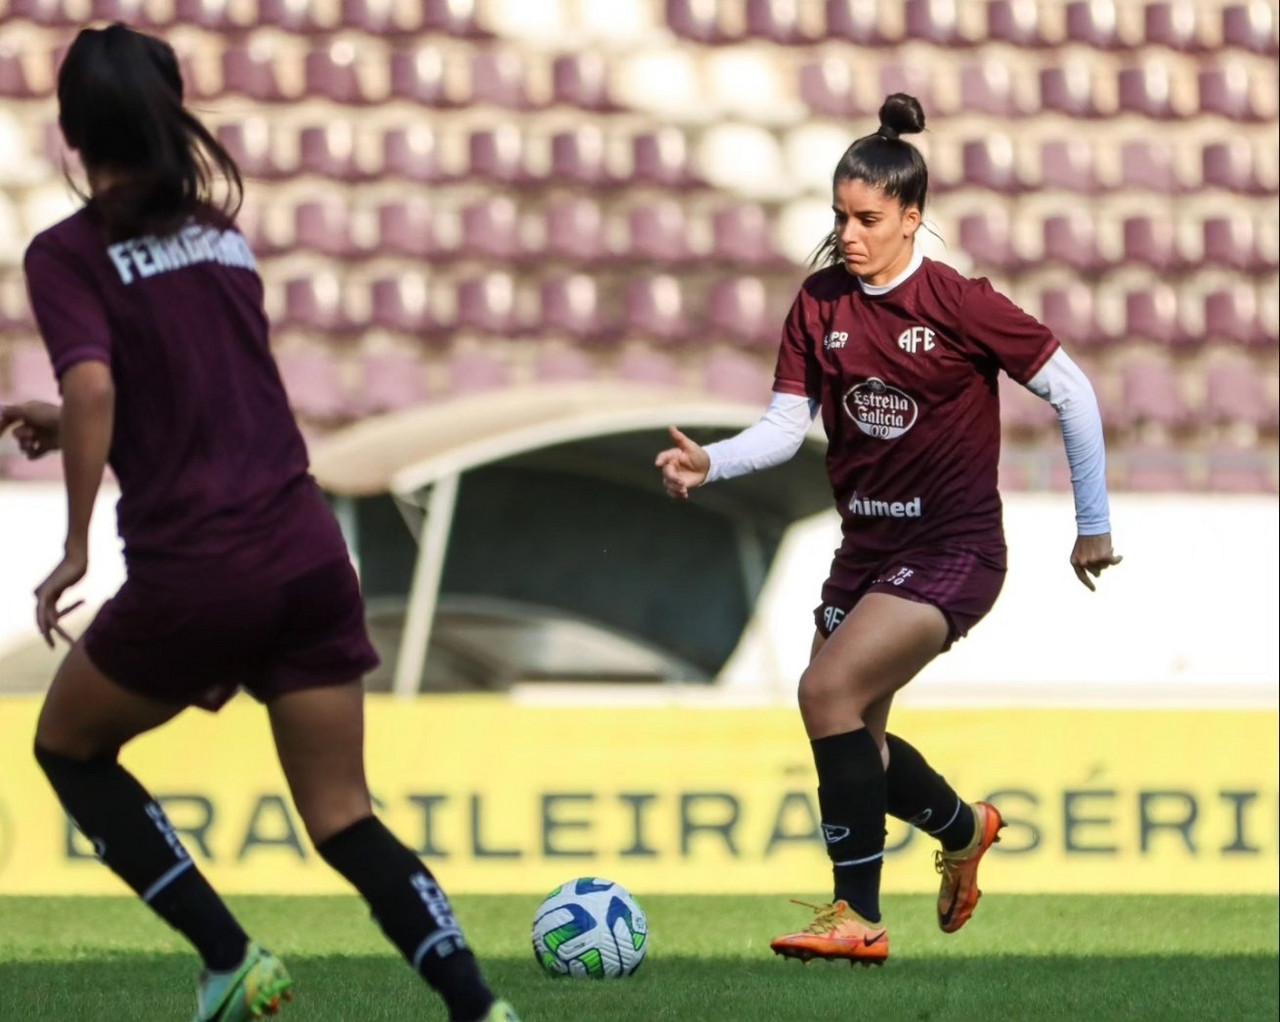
[317,815,493,1022]
[811,728,886,923]
[33,743,249,970]
[884,733,976,852]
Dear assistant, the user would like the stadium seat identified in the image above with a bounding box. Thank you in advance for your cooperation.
[468,127,533,186]
[260,0,334,33]
[389,46,453,106]
[1040,62,1106,117]
[378,198,448,259]
[1043,211,1109,272]
[540,275,619,342]
[959,59,1023,117]
[1124,283,1195,348]
[1065,0,1127,48]
[1116,360,1191,429]
[1120,140,1182,193]
[215,121,292,180]
[962,136,1028,193]
[712,203,786,267]
[1203,284,1267,348]
[305,42,377,105]
[552,52,618,111]
[798,59,864,119]
[276,347,351,421]
[1143,0,1205,51]
[550,126,613,187]
[626,274,693,344]
[905,0,971,45]
[1204,217,1272,273]
[342,0,417,35]
[222,43,293,103]
[827,0,898,44]
[879,61,938,120]
[544,197,611,262]
[174,0,243,30]
[1222,2,1278,53]
[8,0,85,25]
[1040,139,1105,193]
[702,348,772,403]
[281,276,357,334]
[370,274,438,335]
[422,0,490,37]
[447,348,511,395]
[89,0,166,28]
[666,0,739,43]
[628,201,693,264]
[356,350,430,413]
[383,125,448,183]
[708,277,776,349]
[295,200,365,258]
[1202,139,1270,194]
[1039,282,1114,351]
[0,45,39,99]
[1198,63,1269,121]
[1204,361,1277,429]
[471,49,536,110]
[633,129,700,187]
[533,343,597,382]
[1118,62,1181,119]
[1123,443,1192,491]
[5,344,59,404]
[460,197,522,260]
[746,0,815,43]
[959,208,1028,271]
[999,373,1057,431]
[456,273,523,335]
[987,0,1053,46]
[1122,215,1186,271]
[299,124,369,182]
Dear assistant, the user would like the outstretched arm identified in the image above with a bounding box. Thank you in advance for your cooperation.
[1024,349,1122,590]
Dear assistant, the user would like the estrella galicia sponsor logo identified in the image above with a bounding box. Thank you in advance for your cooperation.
[848,492,924,519]
[843,377,918,439]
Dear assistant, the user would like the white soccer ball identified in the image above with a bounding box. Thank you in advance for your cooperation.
[531,877,649,978]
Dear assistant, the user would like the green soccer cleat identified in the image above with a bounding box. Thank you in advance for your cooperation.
[479,999,522,1022]
[192,942,294,1022]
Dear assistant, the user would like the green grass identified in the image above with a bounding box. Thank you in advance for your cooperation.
[0,895,1276,1021]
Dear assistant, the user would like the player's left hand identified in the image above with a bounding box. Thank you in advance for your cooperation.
[34,553,88,648]
[1070,533,1122,592]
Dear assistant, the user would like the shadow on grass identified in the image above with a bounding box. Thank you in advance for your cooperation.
[2,952,1277,1022]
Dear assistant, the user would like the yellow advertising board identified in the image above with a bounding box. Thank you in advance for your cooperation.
[0,696,1275,895]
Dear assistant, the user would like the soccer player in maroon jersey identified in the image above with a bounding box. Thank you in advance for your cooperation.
[656,94,1121,964]
[0,25,519,1022]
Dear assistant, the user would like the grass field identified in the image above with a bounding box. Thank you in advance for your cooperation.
[0,894,1276,1021]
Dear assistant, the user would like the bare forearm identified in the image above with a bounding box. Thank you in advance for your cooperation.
[59,374,114,556]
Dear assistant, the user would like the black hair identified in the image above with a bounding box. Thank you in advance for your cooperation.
[811,93,929,268]
[57,23,243,241]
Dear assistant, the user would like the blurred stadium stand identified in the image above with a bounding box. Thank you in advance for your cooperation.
[0,0,1276,492]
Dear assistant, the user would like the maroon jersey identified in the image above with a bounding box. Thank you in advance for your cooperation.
[774,258,1058,565]
[24,207,348,593]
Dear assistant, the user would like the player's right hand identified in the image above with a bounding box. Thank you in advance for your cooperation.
[654,426,711,499]
[0,400,62,460]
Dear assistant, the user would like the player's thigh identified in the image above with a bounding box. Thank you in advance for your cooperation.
[800,592,947,721]
[35,641,184,759]
[266,681,372,845]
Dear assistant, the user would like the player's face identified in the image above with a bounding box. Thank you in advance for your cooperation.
[832,178,922,286]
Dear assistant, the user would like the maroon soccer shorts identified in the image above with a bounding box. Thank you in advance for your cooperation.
[83,558,380,711]
[813,546,1007,650]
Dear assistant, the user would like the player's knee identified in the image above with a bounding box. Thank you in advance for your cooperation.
[32,728,117,765]
[798,665,877,718]
[295,789,373,847]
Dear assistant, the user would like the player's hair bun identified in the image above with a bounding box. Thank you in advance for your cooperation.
[877,93,926,139]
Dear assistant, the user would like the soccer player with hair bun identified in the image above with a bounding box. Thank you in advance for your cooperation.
[656,93,1121,963]
[0,24,519,1022]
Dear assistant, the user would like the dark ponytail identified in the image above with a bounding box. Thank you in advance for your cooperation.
[810,93,929,268]
[57,23,243,241]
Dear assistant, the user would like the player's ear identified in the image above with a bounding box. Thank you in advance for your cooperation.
[902,205,922,238]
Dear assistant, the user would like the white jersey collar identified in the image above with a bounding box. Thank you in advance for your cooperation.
[857,248,924,296]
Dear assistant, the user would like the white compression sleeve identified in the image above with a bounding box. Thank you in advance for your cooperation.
[703,392,819,483]
[1024,348,1112,535]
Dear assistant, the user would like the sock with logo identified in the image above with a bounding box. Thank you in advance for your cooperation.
[33,744,249,970]
[317,815,493,1022]
[884,733,976,852]
[811,728,886,923]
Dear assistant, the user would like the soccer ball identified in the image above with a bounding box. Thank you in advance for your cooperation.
[531,877,649,978]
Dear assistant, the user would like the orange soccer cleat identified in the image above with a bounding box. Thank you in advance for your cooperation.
[769,900,889,966]
[935,801,1005,933]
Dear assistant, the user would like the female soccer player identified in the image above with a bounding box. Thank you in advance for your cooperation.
[0,24,518,1022]
[655,93,1121,964]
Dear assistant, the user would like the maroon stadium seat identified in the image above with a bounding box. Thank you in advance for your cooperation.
[552,52,618,111]
[295,200,365,258]
[457,273,523,335]
[747,0,814,43]
[468,127,533,186]
[667,0,740,43]
[1040,282,1113,351]
[1143,1,1205,51]
[626,275,693,344]
[281,278,356,333]
[1203,217,1272,273]
[633,129,700,187]
[260,0,332,33]
[1202,139,1270,194]
[1040,64,1105,118]
[1198,64,1267,121]
[389,47,453,106]
[533,345,597,382]
[460,197,523,261]
[1123,443,1192,491]
[1066,0,1126,48]
[383,125,448,183]
[90,0,166,28]
[987,0,1052,46]
[174,0,242,30]
[998,373,1057,431]
[798,59,864,118]
[827,0,897,43]
[1204,285,1268,348]
[471,50,536,110]
[422,0,490,37]
[1123,215,1187,271]
[545,198,611,262]
[1042,211,1109,272]
[1120,140,1182,193]
[703,349,773,403]
[276,348,350,420]
[1207,445,1277,493]
[222,45,292,103]
[550,126,614,187]
[628,201,693,264]
[343,0,418,35]
[1040,139,1104,193]
[448,349,511,395]
[216,122,292,180]
[959,209,1028,271]
[1118,64,1180,119]
[1124,283,1195,348]
[0,47,38,99]
[708,277,775,349]
[305,45,372,105]
[905,0,969,45]
[356,351,430,413]
[540,275,619,342]
[1222,2,1278,53]
[299,124,368,182]
[879,61,936,119]
[712,203,786,267]
[378,199,448,260]
[370,275,438,335]
[9,0,86,24]
[962,136,1029,193]
[960,59,1022,117]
